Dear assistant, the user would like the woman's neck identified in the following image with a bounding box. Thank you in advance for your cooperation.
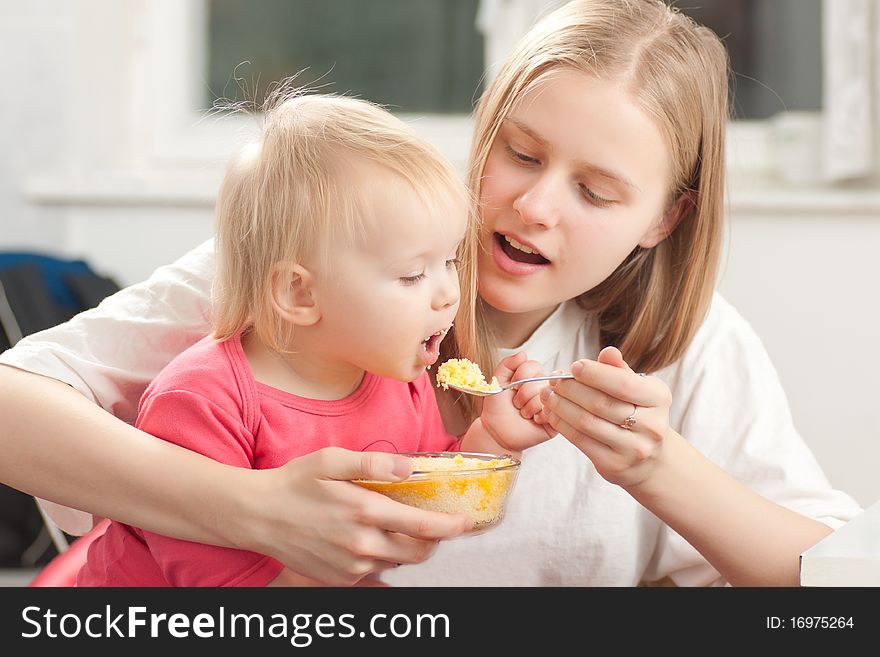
[483,303,561,349]
[240,331,364,401]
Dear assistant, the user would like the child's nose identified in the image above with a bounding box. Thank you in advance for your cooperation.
[432,272,460,311]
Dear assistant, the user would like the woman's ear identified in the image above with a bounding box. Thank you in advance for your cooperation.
[270,263,320,327]
[639,191,696,249]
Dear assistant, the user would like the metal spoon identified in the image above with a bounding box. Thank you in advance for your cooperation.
[443,373,575,396]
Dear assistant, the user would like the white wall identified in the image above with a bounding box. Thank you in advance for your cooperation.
[718,206,880,508]
[0,0,220,280]
[2,0,878,511]
[0,1,72,254]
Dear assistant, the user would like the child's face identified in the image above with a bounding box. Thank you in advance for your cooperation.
[313,168,466,382]
[477,67,674,324]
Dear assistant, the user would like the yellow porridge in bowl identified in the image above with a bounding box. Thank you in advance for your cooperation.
[355,452,520,532]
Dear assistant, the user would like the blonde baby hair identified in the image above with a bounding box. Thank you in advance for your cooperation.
[212,90,475,359]
[466,0,730,374]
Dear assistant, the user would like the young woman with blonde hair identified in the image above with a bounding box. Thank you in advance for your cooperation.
[0,0,859,586]
[382,0,860,587]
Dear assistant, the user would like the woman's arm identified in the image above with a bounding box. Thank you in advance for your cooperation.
[0,364,244,542]
[0,365,469,585]
[541,347,839,587]
[0,239,219,532]
[627,430,831,586]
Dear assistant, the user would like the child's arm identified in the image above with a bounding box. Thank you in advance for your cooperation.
[541,346,833,587]
[458,352,555,457]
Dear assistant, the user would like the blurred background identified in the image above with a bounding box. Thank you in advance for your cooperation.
[1,0,879,576]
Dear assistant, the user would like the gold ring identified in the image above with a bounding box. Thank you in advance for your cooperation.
[619,403,637,430]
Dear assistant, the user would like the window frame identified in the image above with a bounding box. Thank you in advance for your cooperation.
[134,0,475,174]
[68,0,773,191]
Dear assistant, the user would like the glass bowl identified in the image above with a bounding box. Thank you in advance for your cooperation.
[354,452,520,533]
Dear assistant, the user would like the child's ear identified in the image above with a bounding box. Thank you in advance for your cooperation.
[639,191,696,249]
[270,263,320,327]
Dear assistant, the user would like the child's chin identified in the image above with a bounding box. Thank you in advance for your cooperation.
[380,363,426,383]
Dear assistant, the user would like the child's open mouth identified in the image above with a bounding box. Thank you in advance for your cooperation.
[420,326,451,366]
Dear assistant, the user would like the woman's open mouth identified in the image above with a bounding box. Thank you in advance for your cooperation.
[492,232,551,274]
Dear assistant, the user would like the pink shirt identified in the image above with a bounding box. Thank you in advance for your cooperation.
[78,334,457,586]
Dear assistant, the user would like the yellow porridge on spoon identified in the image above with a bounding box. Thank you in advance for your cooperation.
[435,358,501,393]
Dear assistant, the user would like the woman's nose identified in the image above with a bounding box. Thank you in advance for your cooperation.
[512,173,563,228]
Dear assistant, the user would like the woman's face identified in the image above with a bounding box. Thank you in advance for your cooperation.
[477,67,675,329]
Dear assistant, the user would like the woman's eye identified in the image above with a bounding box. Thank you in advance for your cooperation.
[579,183,613,208]
[445,257,460,269]
[505,144,539,165]
[400,272,426,285]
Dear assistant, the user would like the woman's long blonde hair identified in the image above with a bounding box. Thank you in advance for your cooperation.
[212,91,476,361]
[462,0,730,378]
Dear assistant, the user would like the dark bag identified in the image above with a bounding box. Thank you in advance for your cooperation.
[0,252,121,566]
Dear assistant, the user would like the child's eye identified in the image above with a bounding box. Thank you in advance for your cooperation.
[446,257,460,269]
[579,183,613,208]
[400,272,426,286]
[505,144,539,165]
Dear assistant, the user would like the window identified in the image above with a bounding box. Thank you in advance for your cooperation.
[187,0,824,180]
[72,0,851,193]
[131,0,484,174]
[678,0,822,120]
[205,0,485,114]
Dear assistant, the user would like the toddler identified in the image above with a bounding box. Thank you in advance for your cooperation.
[77,93,550,586]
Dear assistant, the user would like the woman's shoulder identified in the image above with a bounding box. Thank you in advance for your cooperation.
[656,291,778,395]
[681,291,768,365]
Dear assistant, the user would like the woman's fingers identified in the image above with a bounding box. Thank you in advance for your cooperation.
[543,403,618,462]
[542,388,662,481]
[556,358,665,409]
[535,350,674,489]
[309,446,413,483]
[355,492,473,539]
[265,447,473,585]
[282,494,466,584]
[542,387,631,453]
[547,375,643,430]
[320,450,473,540]
[304,448,472,537]
[596,345,631,370]
[355,530,441,565]
[324,517,443,567]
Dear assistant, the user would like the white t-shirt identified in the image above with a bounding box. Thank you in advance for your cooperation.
[0,239,862,585]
